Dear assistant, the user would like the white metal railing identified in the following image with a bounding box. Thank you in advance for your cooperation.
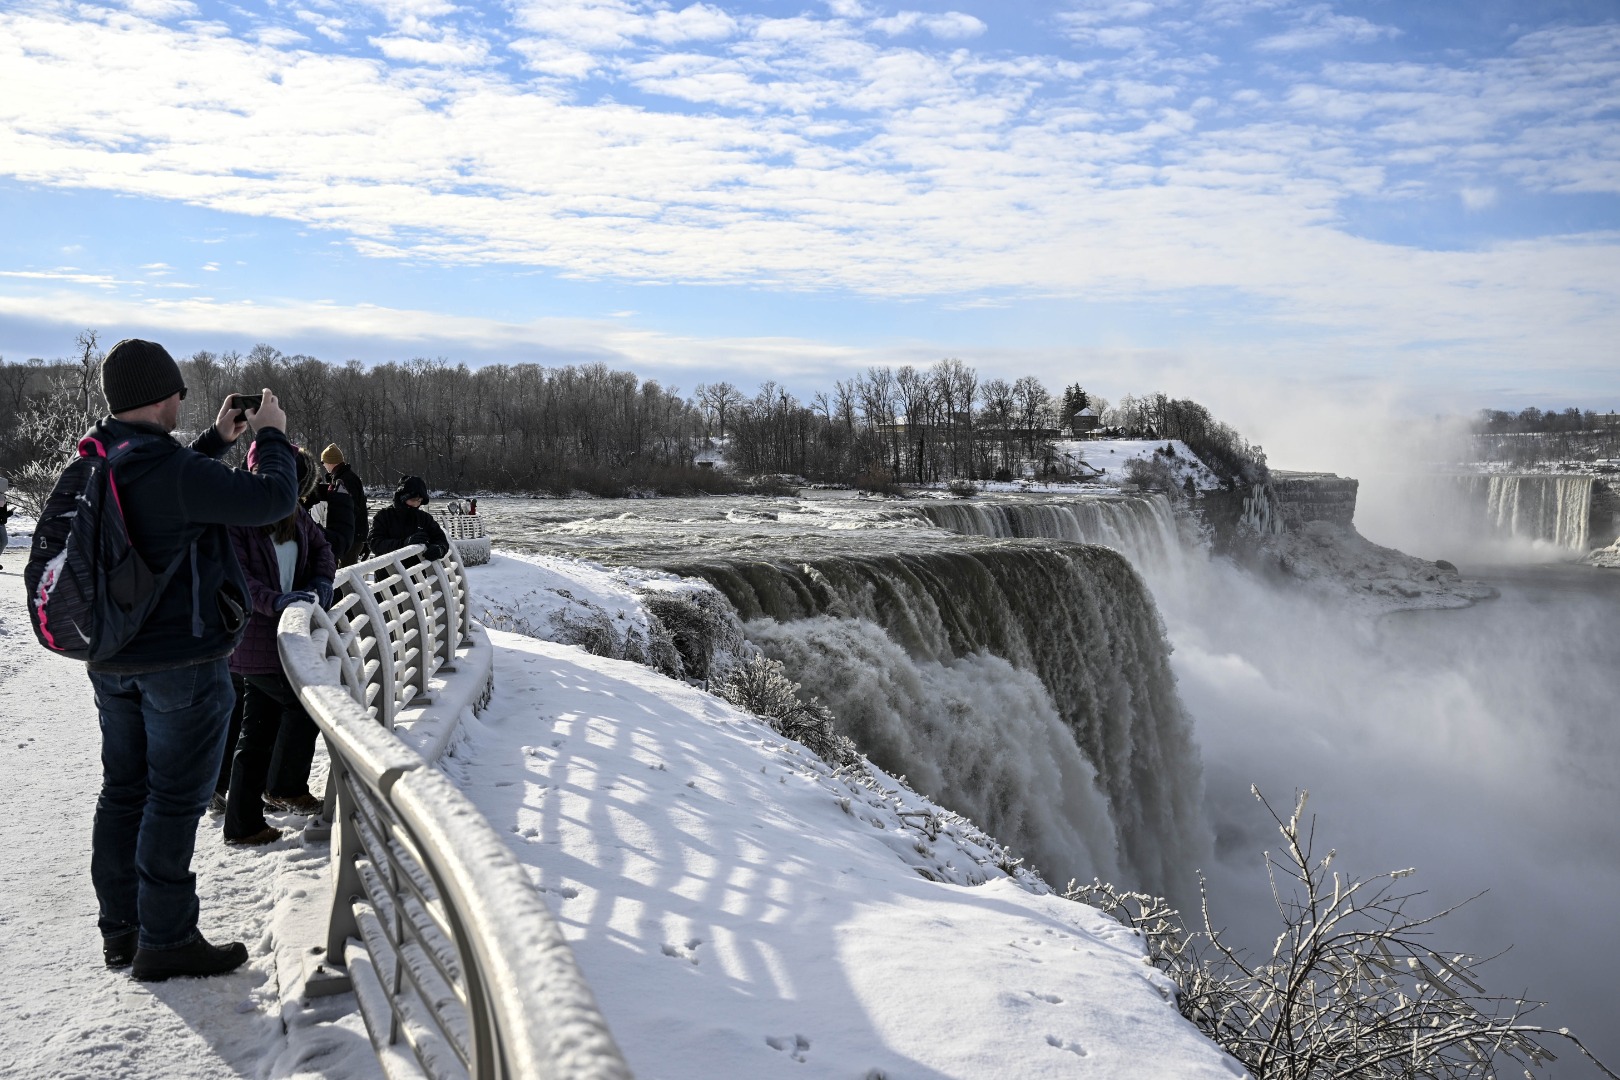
[437,512,491,566]
[278,545,631,1080]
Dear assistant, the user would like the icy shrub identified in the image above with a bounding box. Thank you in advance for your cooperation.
[714,654,859,768]
[498,604,684,679]
[1065,789,1616,1080]
[640,588,747,685]
[946,478,978,498]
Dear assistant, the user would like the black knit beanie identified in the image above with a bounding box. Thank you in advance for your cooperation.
[102,338,186,414]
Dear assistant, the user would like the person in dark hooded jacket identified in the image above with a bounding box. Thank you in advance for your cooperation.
[72,338,296,983]
[368,475,450,562]
[223,447,335,845]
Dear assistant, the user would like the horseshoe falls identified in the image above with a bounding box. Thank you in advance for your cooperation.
[1469,474,1596,550]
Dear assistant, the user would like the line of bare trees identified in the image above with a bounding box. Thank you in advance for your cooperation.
[709,361,1085,485]
[1,334,1267,509]
[709,369,1266,488]
[0,336,717,508]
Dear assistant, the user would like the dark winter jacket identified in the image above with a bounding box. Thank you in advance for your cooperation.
[306,461,367,559]
[227,509,335,676]
[369,478,450,563]
[304,485,355,560]
[83,417,298,674]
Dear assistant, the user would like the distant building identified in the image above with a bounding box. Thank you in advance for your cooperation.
[1063,407,1100,437]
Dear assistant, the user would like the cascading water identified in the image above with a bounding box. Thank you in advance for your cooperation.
[668,541,1208,900]
[1453,475,1595,551]
[913,493,1184,578]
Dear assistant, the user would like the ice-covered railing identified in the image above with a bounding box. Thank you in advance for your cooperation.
[436,509,491,566]
[278,544,631,1080]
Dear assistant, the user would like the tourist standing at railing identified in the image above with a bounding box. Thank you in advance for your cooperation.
[316,444,369,567]
[68,340,297,981]
[0,474,10,572]
[301,464,354,564]
[223,447,336,846]
[369,475,450,563]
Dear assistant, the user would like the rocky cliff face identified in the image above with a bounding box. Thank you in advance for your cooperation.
[1591,476,1620,548]
[1197,471,1360,553]
[1270,471,1360,529]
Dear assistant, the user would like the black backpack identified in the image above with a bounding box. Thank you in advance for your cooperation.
[24,432,194,663]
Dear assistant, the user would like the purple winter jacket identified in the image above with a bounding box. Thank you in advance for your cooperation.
[227,508,336,675]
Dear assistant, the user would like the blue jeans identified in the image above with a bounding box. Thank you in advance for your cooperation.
[89,660,234,950]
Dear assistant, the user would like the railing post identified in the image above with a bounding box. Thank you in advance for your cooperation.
[426,555,459,670]
[351,582,396,728]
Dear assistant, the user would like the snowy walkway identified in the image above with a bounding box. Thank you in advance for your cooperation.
[0,563,379,1080]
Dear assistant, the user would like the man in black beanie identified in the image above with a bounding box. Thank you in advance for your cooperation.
[78,338,299,982]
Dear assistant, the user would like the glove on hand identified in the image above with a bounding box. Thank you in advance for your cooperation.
[407,531,431,548]
[273,590,317,613]
[311,578,335,610]
[426,542,448,561]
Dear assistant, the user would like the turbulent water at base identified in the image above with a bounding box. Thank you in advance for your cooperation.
[1452,475,1595,550]
[664,542,1206,899]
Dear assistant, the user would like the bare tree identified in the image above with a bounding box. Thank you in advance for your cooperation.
[1069,789,1618,1080]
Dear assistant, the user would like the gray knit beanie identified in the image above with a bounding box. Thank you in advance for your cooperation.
[102,338,186,414]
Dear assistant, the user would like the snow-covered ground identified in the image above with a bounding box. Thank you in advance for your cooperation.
[954,439,1221,493]
[0,543,1239,1078]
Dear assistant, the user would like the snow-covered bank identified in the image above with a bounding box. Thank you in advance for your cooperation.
[447,616,1241,1078]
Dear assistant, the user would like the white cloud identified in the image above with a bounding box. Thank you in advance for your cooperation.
[1255,5,1399,52]
[113,0,199,18]
[295,9,348,41]
[0,269,123,288]
[509,0,736,55]
[826,0,871,18]
[353,0,457,22]
[1460,185,1497,210]
[253,25,308,46]
[371,30,489,65]
[870,11,986,41]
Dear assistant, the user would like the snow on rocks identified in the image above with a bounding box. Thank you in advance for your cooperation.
[1250,520,1497,614]
[1586,535,1620,569]
[472,550,728,677]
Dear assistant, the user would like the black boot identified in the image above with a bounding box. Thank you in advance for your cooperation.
[103,929,138,969]
[131,934,249,982]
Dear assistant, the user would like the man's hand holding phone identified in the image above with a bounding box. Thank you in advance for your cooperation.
[214,388,287,441]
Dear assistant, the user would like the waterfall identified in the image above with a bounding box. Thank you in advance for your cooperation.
[671,542,1208,899]
[1455,475,1596,551]
[912,494,1183,575]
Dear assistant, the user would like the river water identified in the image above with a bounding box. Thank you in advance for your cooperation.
[466,492,1620,1074]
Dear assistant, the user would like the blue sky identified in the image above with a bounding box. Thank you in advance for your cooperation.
[2,0,1619,418]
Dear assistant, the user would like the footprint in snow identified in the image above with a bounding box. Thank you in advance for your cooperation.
[764,1034,810,1062]
[1027,990,1063,1005]
[1046,1034,1086,1057]
[660,937,703,964]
